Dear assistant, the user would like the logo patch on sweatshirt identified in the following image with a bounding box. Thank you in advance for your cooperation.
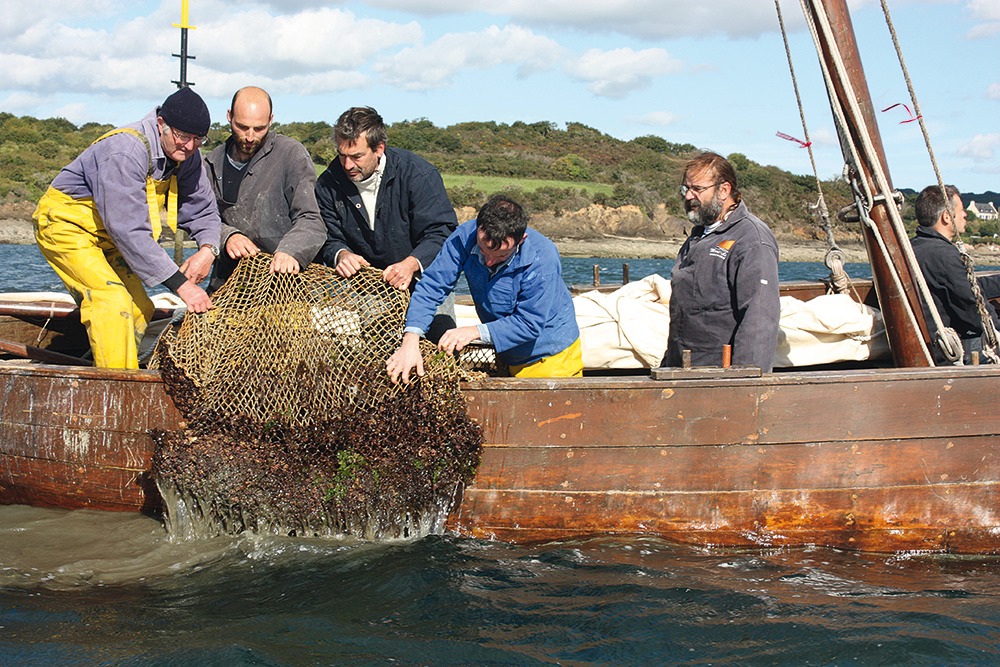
[709,238,735,260]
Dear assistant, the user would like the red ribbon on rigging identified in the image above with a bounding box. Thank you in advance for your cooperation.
[775,131,811,148]
[881,103,921,124]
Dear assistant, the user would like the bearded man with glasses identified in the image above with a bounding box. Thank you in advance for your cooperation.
[661,152,780,373]
[32,87,221,368]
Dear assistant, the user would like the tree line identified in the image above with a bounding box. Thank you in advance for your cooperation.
[4,111,994,240]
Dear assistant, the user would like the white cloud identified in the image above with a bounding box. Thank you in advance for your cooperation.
[365,0,797,40]
[637,111,679,127]
[256,0,350,10]
[0,0,115,39]
[989,83,1000,100]
[957,133,1000,161]
[0,49,175,99]
[0,5,419,100]
[964,0,1000,37]
[0,91,48,115]
[969,0,1000,21]
[966,22,1000,38]
[200,69,370,101]
[806,126,838,148]
[374,24,562,90]
[47,102,92,125]
[196,8,420,79]
[568,47,682,99]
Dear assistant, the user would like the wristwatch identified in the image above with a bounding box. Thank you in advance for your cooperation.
[201,243,220,257]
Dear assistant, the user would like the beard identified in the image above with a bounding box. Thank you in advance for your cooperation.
[685,191,724,227]
[232,132,267,162]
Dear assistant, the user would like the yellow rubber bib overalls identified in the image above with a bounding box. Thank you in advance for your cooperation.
[32,128,179,369]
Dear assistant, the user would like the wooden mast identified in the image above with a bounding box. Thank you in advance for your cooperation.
[802,0,932,367]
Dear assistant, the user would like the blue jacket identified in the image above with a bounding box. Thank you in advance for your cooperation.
[405,220,579,367]
[314,147,457,270]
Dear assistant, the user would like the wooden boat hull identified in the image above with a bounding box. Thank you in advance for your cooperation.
[2,362,999,553]
[0,364,176,514]
[457,370,1000,553]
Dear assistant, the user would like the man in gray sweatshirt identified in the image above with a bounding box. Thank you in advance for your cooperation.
[205,86,326,291]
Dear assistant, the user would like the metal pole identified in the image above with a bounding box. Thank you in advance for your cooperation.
[171,0,198,266]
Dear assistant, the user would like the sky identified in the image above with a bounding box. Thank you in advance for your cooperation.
[1,0,997,193]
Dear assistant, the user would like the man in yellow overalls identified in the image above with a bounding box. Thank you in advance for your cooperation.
[33,87,222,369]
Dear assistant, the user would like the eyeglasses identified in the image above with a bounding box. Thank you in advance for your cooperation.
[167,125,206,146]
[679,182,721,197]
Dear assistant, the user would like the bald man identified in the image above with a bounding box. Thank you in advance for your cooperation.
[205,86,326,291]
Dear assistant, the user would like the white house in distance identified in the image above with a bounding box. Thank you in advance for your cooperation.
[968,201,999,221]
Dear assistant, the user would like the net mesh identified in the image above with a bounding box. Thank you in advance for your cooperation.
[151,254,484,540]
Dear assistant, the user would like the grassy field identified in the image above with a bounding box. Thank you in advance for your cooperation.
[441,173,613,197]
[312,167,613,198]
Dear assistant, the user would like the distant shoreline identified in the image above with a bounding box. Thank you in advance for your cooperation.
[553,236,874,263]
[0,217,858,262]
[7,217,1000,265]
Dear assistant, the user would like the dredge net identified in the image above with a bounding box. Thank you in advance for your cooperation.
[150,254,484,540]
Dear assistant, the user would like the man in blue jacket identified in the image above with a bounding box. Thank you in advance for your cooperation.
[386,194,582,382]
[314,106,457,292]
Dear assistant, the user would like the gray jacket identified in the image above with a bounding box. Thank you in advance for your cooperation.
[663,200,780,372]
[205,132,326,290]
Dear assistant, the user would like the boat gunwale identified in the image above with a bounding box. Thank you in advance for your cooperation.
[4,360,1000,389]
[461,363,1000,390]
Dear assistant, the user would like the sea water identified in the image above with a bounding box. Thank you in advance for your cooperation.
[0,243,878,295]
[3,243,1000,665]
[2,505,1000,665]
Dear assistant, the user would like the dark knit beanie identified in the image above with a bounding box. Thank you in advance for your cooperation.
[158,87,211,137]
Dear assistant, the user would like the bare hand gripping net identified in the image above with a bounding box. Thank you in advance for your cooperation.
[151,254,483,540]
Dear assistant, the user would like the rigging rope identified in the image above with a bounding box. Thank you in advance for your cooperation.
[878,0,1000,364]
[799,0,937,364]
[774,0,853,296]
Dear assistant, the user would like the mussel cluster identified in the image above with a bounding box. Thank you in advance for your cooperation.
[152,355,483,539]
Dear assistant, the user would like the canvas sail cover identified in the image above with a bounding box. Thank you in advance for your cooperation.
[559,275,888,369]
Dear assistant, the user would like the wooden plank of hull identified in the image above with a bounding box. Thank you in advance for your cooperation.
[0,365,181,513]
[1,453,158,513]
[462,435,999,493]
[452,442,1000,552]
[451,369,1000,552]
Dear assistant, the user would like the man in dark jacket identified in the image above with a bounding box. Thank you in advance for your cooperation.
[662,152,780,372]
[205,86,326,291]
[314,107,458,292]
[911,184,1000,364]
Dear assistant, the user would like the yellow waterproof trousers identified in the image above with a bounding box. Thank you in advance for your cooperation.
[32,128,179,369]
[33,187,154,369]
[509,337,584,378]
